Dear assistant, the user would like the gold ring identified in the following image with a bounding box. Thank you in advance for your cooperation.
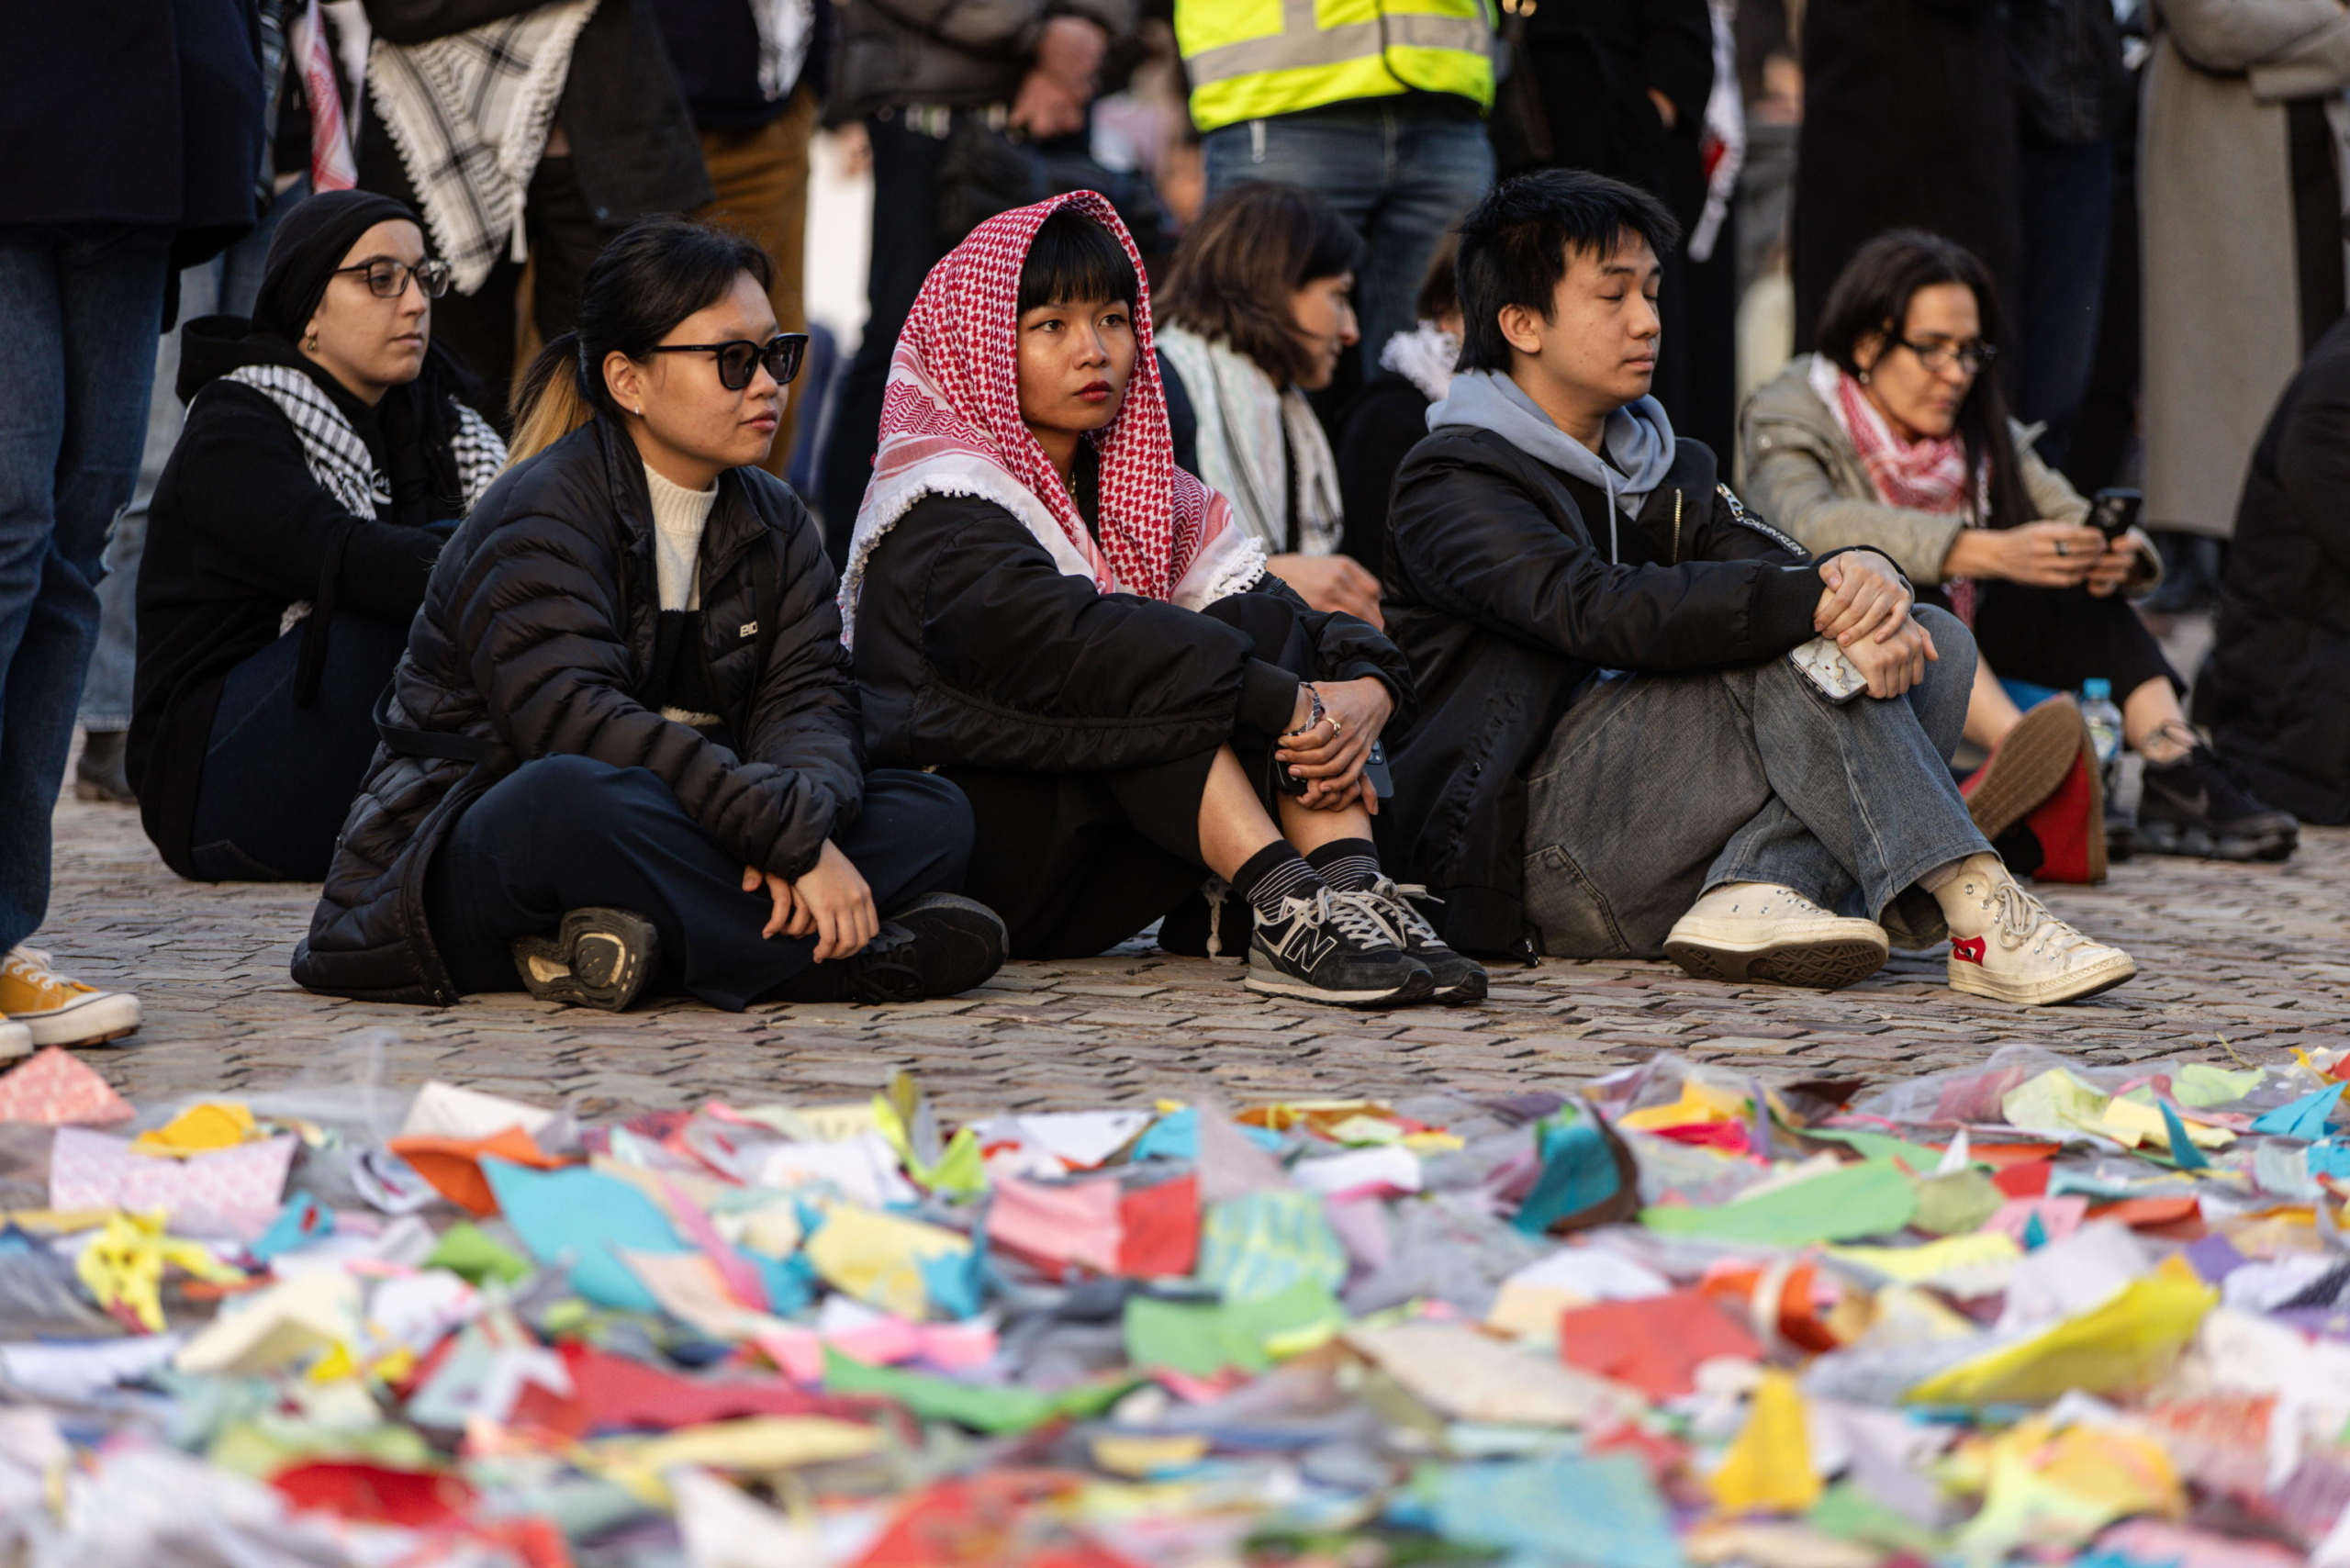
[1327,715,1344,738]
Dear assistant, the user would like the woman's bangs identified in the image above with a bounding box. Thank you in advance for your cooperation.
[1019,211,1139,315]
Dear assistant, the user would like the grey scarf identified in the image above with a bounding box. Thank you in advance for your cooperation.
[1428,370,1677,562]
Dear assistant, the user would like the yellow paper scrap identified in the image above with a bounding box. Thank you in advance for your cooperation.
[131,1102,257,1157]
[175,1269,363,1376]
[1905,1273,2215,1406]
[1999,1070,2110,1142]
[1952,1417,2184,1565]
[1621,1080,1750,1132]
[1710,1371,1823,1515]
[2086,1098,2232,1151]
[731,1201,804,1259]
[584,1416,881,1503]
[803,1203,971,1319]
[735,1102,878,1142]
[1091,1433,1210,1477]
[73,1210,242,1332]
[1830,1232,2023,1288]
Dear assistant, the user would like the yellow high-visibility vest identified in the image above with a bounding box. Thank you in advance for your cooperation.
[1177,0,1495,135]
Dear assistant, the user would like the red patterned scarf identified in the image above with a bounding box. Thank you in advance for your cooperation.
[837,191,1263,644]
[1808,354,1983,621]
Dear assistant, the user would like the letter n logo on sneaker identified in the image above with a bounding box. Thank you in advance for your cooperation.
[1952,935,1987,966]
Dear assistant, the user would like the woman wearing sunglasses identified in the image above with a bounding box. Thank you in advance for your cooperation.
[131,190,506,887]
[292,216,1004,1014]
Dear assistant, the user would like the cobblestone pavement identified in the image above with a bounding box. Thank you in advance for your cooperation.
[33,780,2348,1118]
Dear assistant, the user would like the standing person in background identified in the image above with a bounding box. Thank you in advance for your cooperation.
[2138,0,2350,608]
[0,4,263,1049]
[1793,0,2019,352]
[650,0,834,478]
[1176,0,1494,375]
[1155,183,1384,624]
[355,0,713,420]
[1336,240,1460,583]
[1499,0,1715,432]
[2008,0,2131,473]
[78,0,340,807]
[820,0,1136,555]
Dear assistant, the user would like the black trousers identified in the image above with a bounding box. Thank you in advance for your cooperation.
[427,156,607,425]
[1970,580,2183,700]
[424,756,973,1010]
[187,613,408,882]
[820,114,957,554]
[944,592,1324,960]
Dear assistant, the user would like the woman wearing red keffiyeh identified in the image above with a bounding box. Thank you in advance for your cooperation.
[843,193,1482,1009]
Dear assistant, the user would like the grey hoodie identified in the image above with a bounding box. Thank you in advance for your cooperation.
[1427,370,1677,563]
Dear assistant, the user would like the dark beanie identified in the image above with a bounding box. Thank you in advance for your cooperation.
[251,189,426,342]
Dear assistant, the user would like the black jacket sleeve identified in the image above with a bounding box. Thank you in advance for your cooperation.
[733,505,867,853]
[1388,442,1822,671]
[173,384,443,621]
[1233,570,1417,729]
[446,509,853,880]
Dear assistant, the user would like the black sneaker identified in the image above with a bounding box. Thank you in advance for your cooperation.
[2137,743,2299,862]
[1247,887,1435,1008]
[512,907,659,1011]
[782,893,1009,1004]
[1347,879,1489,1004]
[73,730,136,806]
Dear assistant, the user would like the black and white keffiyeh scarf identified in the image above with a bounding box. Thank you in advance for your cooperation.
[366,0,599,296]
[219,364,506,631]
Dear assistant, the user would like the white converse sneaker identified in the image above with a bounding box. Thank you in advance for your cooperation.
[0,948,141,1047]
[1662,882,1889,991]
[0,1020,28,1061]
[1941,858,2136,1006]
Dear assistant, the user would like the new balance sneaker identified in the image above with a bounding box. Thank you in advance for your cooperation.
[1940,858,2136,1006]
[781,893,1009,1004]
[1347,879,1489,1004]
[1247,887,1435,1008]
[2136,741,2299,862]
[0,948,141,1046]
[1662,883,1889,991]
[512,908,659,1012]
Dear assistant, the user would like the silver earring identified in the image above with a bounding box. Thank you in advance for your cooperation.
[1858,369,1871,386]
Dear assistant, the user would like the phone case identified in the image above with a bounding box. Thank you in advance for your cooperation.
[1788,635,1869,704]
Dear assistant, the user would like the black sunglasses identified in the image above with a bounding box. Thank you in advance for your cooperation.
[642,332,809,391]
[331,258,452,299]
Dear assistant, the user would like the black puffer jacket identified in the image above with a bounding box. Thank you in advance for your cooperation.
[2202,316,2350,824]
[850,491,1412,774]
[1379,428,1825,956]
[292,417,861,1002]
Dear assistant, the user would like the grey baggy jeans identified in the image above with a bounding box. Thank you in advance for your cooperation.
[1523,606,1991,958]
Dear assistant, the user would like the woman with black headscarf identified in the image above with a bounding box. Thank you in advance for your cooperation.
[129,189,508,883]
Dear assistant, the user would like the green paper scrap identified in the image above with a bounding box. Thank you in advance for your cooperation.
[820,1346,1132,1434]
[207,1417,437,1479]
[1195,1190,1348,1305]
[1909,1168,2004,1237]
[2158,1098,2211,1171]
[1122,1279,1346,1378]
[424,1222,532,1286]
[2172,1063,2265,1109]
[1802,1126,1953,1170]
[1641,1159,1918,1247]
[2001,1070,2111,1142]
[1807,1481,1948,1558]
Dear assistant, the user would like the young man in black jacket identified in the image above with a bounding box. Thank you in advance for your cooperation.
[1381,170,2137,1007]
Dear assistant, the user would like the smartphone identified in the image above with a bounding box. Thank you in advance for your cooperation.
[1788,636,1868,705]
[2089,487,2142,542]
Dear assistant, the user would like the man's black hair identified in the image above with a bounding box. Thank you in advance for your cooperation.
[1452,170,1683,374]
[1019,207,1139,315]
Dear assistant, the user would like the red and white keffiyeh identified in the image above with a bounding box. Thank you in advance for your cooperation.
[836,191,1264,647]
[1807,353,1986,621]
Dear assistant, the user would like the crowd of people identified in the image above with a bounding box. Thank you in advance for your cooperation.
[2,0,2341,1051]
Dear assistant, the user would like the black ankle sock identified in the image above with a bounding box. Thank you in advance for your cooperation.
[1304,837,1382,892]
[1233,842,1324,920]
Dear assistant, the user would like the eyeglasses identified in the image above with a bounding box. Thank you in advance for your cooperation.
[1896,335,1997,375]
[331,258,453,299]
[642,333,809,391]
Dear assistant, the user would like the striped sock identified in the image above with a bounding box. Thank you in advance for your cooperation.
[1304,837,1382,892]
[1233,842,1325,921]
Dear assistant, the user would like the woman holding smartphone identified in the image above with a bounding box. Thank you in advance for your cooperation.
[1740,230,2297,864]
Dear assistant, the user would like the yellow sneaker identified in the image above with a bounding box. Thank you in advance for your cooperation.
[0,948,140,1047]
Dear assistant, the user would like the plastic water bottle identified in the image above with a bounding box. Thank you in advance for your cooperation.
[2080,678,2124,770]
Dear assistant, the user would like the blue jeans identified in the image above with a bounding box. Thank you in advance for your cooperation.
[82,179,306,731]
[1522,608,1991,958]
[1203,102,1494,374]
[0,225,171,950]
